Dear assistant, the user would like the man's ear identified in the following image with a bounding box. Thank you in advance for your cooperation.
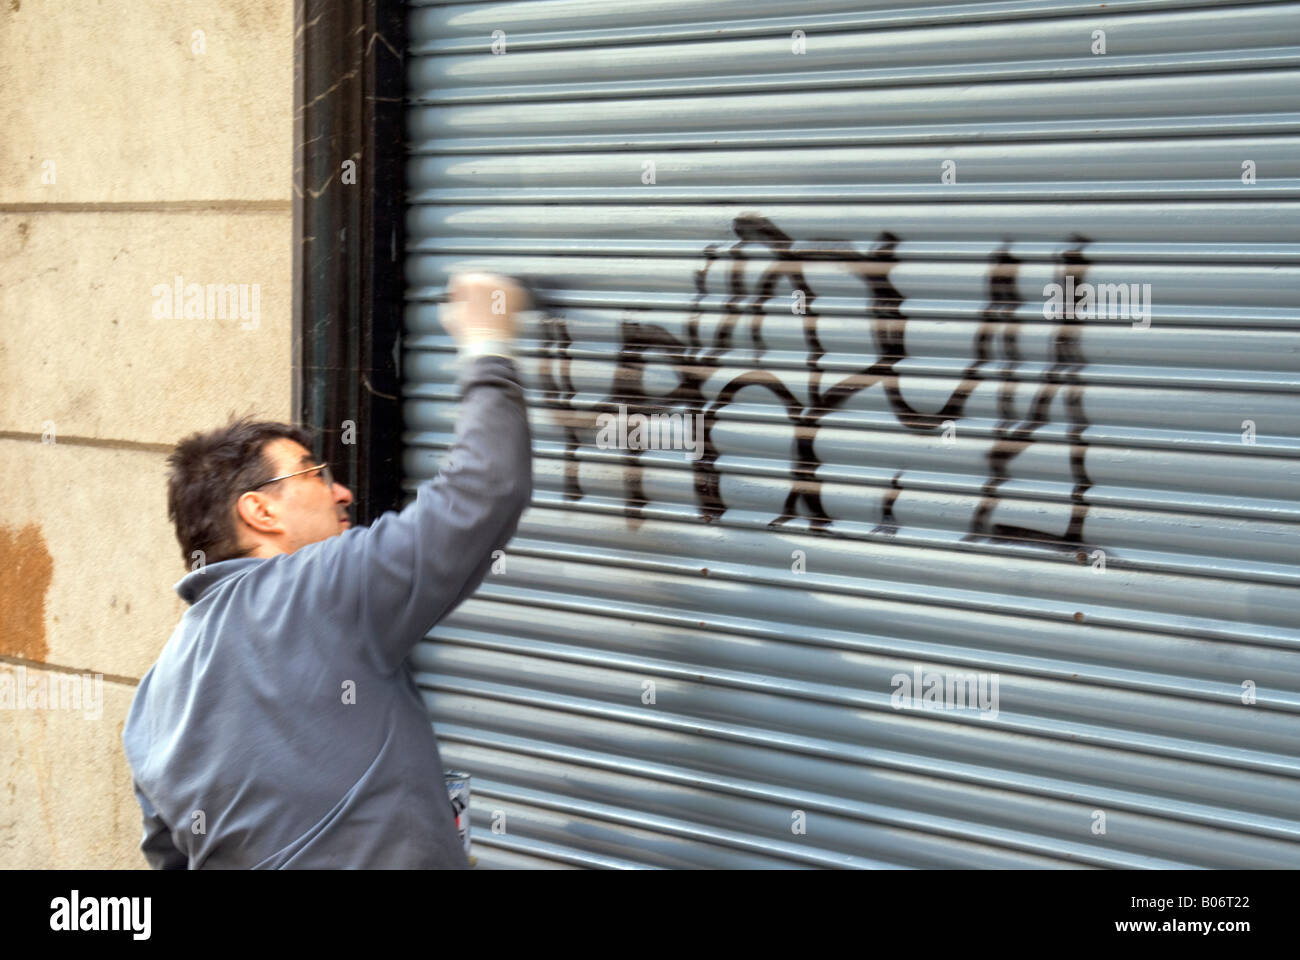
[235,490,280,536]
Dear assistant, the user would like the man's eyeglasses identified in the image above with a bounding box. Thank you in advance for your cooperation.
[247,462,334,492]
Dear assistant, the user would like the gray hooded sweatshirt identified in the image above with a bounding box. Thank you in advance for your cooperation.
[122,356,531,868]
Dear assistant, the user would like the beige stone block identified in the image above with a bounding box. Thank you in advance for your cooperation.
[0,211,293,442]
[0,670,143,868]
[0,438,193,681]
[0,0,292,203]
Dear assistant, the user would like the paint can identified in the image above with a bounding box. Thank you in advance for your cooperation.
[444,770,472,860]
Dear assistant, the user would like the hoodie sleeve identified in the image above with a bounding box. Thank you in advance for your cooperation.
[298,355,533,674]
[134,780,188,870]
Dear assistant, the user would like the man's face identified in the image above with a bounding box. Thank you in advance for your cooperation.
[237,438,353,555]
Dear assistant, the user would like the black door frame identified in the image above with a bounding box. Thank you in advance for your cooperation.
[292,0,409,525]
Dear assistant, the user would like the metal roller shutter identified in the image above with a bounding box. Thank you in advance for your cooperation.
[402,0,1300,868]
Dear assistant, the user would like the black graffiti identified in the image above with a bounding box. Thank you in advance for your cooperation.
[537,215,1095,550]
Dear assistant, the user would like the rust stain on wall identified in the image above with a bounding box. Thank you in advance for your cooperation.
[0,523,53,662]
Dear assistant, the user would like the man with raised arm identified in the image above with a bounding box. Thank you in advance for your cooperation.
[123,273,532,868]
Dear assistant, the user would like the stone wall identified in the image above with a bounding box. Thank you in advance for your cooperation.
[0,0,293,868]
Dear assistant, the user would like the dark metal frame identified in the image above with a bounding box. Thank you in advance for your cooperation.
[292,0,408,525]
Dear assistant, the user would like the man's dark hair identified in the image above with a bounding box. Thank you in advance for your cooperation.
[166,415,315,568]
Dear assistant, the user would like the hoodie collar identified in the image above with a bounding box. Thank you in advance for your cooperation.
[174,557,266,605]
